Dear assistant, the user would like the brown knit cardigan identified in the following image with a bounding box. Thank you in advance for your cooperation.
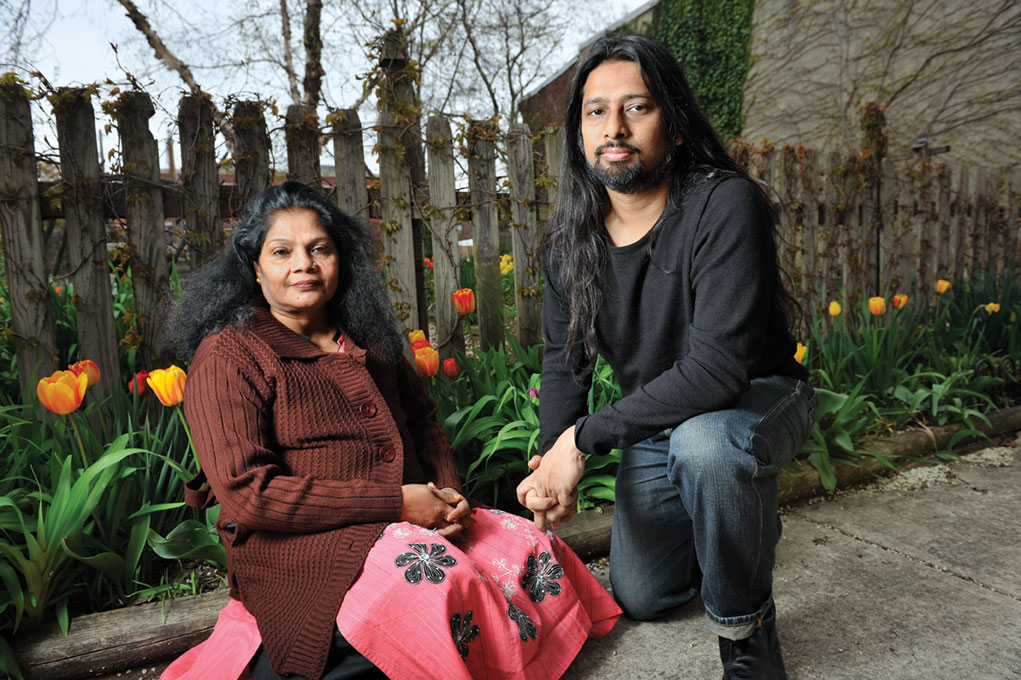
[183,307,462,679]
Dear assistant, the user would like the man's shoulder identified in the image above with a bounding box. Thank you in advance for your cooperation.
[678,165,762,206]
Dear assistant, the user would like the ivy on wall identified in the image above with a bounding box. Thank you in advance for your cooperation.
[642,0,754,142]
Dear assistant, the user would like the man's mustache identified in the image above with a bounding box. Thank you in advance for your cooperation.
[596,142,641,156]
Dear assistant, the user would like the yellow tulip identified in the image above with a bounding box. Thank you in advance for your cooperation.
[414,347,439,377]
[68,359,101,387]
[984,302,1000,314]
[935,279,951,295]
[408,329,427,344]
[892,294,908,310]
[147,365,187,406]
[868,297,887,315]
[828,301,841,316]
[794,342,807,364]
[37,370,88,415]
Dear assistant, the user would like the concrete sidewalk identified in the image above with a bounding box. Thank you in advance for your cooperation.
[564,442,1021,680]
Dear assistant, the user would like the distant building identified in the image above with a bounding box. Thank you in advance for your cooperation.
[520,0,1020,168]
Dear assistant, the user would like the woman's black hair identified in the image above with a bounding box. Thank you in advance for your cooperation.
[173,180,404,360]
[542,34,797,366]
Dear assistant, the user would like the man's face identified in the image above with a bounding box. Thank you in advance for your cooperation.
[580,59,680,194]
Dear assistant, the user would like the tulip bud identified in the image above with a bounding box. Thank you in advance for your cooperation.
[828,301,841,316]
[68,359,101,387]
[443,358,459,378]
[794,342,808,364]
[935,279,951,295]
[868,297,887,315]
[414,347,440,377]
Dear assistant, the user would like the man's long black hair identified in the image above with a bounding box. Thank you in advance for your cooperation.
[173,181,404,360]
[541,34,797,367]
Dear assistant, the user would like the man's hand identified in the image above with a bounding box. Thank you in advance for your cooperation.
[516,426,586,532]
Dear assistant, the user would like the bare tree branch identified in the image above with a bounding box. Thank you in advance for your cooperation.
[301,0,323,107]
[279,0,302,103]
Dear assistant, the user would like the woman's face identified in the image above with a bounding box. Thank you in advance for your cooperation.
[253,208,340,326]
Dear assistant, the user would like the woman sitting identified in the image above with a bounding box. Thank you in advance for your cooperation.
[161,181,620,680]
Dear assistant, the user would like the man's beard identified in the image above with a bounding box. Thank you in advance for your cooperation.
[586,143,675,194]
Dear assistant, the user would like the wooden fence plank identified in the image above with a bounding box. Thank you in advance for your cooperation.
[935,163,953,283]
[178,94,222,264]
[426,115,463,359]
[506,123,542,348]
[284,104,320,187]
[231,101,270,212]
[918,162,938,304]
[116,91,174,369]
[54,88,120,403]
[0,80,56,400]
[468,121,504,351]
[332,108,369,219]
[951,165,970,278]
[1006,170,1020,271]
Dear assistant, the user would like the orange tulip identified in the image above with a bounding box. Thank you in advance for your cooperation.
[414,347,439,377]
[452,288,476,315]
[147,365,187,406]
[935,279,951,295]
[54,285,63,295]
[892,294,908,310]
[984,302,1000,314]
[37,370,88,415]
[443,358,459,378]
[409,329,427,344]
[69,359,101,387]
[129,370,149,396]
[868,297,887,315]
[827,301,841,316]
[794,342,807,364]
[424,257,434,270]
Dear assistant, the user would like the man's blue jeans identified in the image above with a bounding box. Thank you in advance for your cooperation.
[609,375,817,640]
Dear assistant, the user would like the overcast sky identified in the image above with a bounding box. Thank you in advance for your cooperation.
[20,0,651,172]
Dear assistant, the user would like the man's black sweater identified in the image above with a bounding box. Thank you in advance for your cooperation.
[539,167,808,457]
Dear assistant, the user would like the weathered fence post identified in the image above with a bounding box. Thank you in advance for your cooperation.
[285,104,321,186]
[918,161,938,304]
[544,127,564,203]
[0,79,56,399]
[332,108,368,218]
[935,164,953,283]
[376,34,418,335]
[468,120,503,351]
[426,115,463,359]
[506,123,542,348]
[232,101,271,212]
[117,91,174,368]
[1006,170,1020,271]
[178,94,222,264]
[53,88,120,402]
[816,152,839,323]
[951,165,970,279]
[798,149,819,317]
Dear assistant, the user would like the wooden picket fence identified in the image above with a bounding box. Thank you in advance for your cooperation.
[2,59,1019,407]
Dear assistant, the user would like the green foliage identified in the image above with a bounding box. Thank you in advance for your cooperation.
[643,0,755,141]
[426,339,619,513]
[801,385,879,491]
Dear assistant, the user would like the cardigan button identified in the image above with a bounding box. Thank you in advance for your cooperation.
[378,445,396,462]
[359,401,378,418]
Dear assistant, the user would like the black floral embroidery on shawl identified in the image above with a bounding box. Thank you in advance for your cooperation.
[521,551,564,602]
[395,543,457,585]
[450,611,480,660]
[507,602,537,642]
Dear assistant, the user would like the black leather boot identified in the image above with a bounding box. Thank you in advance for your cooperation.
[719,599,787,680]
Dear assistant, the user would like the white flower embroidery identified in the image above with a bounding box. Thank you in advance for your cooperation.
[490,557,524,599]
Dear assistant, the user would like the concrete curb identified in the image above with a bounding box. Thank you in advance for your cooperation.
[16,406,1021,679]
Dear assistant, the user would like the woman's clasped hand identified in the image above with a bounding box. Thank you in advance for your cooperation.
[400,482,475,538]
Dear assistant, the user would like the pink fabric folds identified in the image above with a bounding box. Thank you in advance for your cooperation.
[162,509,620,680]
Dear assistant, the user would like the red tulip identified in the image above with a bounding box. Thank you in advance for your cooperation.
[443,358,459,378]
[129,370,149,396]
[452,288,476,315]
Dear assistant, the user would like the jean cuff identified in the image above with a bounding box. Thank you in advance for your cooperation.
[703,599,772,641]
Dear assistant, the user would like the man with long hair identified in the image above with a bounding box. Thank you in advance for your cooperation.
[516,36,817,679]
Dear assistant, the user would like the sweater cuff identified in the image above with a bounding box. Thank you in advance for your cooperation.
[574,413,613,457]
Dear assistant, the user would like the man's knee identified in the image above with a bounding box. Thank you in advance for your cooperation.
[668,415,745,483]
[610,571,671,621]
